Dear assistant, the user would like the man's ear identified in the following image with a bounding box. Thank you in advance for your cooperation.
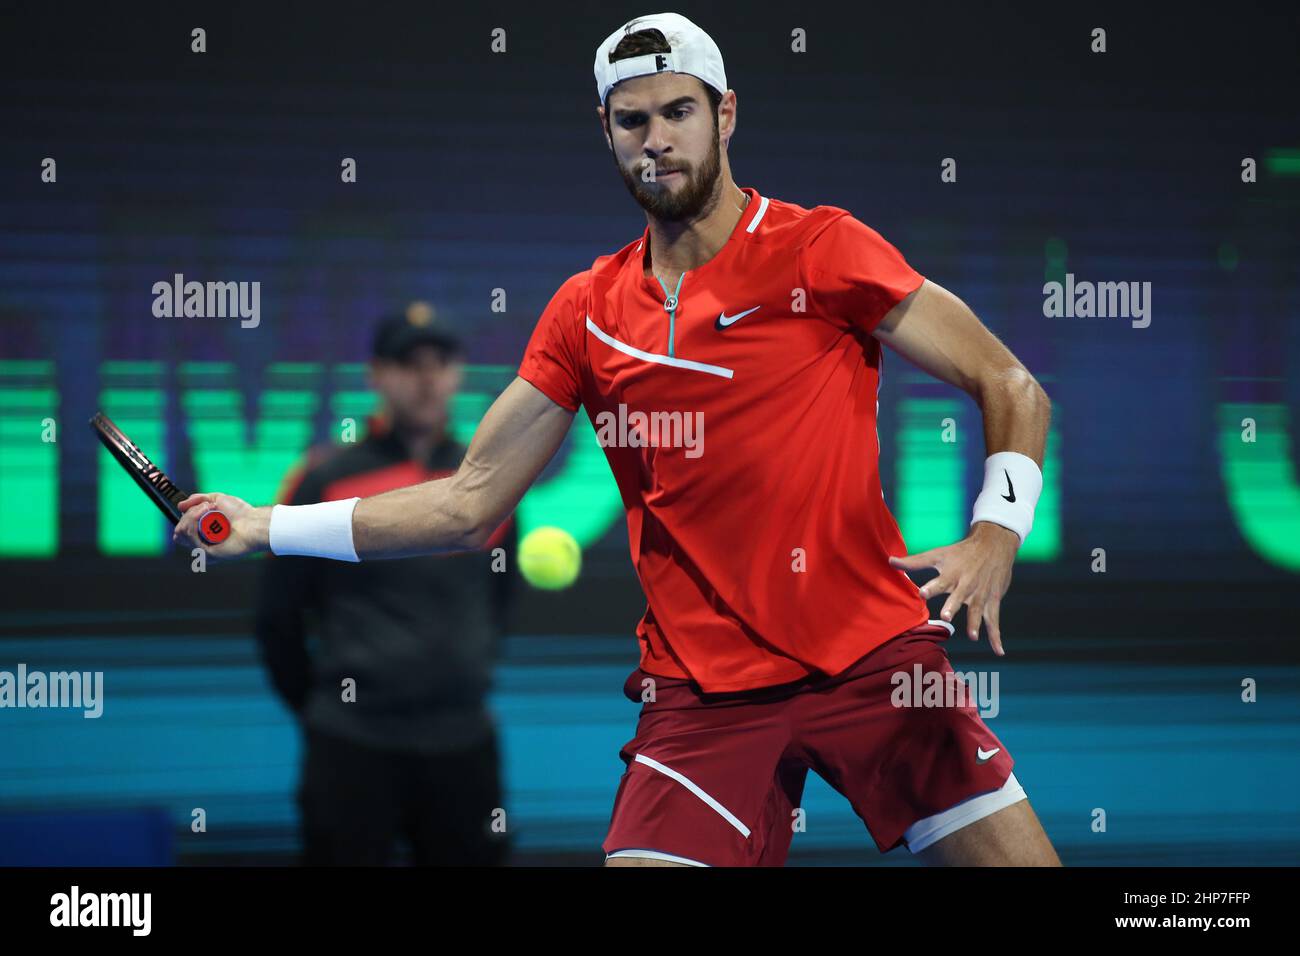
[720,89,738,149]
[597,106,612,151]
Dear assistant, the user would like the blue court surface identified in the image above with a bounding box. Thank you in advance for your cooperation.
[1,633,1297,866]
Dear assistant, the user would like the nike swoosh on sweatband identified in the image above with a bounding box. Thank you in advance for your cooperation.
[269,497,362,562]
[970,451,1043,544]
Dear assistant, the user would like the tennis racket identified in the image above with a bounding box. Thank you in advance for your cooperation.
[89,412,232,545]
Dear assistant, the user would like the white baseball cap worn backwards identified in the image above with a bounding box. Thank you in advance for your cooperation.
[594,12,727,106]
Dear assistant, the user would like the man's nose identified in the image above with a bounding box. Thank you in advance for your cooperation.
[643,115,673,154]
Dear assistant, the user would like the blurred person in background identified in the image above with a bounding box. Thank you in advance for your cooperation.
[254,302,516,866]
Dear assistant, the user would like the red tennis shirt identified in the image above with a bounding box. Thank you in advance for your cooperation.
[518,186,929,692]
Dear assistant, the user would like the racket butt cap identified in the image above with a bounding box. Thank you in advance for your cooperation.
[198,510,231,544]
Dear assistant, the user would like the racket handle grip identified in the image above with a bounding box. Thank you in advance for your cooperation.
[198,509,232,545]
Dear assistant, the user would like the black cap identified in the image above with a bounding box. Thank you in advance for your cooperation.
[371,302,461,360]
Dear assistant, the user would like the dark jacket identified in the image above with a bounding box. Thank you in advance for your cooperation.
[253,415,517,754]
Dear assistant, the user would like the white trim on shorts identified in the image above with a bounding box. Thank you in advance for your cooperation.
[928,618,956,636]
[605,848,710,867]
[603,753,752,866]
[903,770,1027,853]
[631,753,752,838]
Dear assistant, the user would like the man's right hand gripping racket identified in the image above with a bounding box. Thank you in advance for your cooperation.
[89,412,232,546]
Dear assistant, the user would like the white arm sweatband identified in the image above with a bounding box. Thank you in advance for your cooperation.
[269,497,362,562]
[970,451,1042,544]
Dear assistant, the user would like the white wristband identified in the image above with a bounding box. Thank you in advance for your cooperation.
[269,497,361,562]
[970,452,1042,544]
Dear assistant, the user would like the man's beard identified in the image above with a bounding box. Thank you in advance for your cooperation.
[614,131,722,223]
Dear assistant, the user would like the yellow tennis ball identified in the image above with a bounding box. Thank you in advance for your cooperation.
[518,526,582,590]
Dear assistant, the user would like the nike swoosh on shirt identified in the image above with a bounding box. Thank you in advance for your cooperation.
[715,306,762,329]
[976,746,1001,764]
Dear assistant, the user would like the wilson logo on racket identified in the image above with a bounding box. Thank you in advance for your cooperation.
[143,465,181,500]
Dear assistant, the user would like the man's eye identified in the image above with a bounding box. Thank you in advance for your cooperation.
[669,109,689,120]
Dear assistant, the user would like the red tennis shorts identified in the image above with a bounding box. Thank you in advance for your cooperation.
[602,620,1018,865]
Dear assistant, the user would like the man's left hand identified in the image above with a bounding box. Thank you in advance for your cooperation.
[888,521,1020,655]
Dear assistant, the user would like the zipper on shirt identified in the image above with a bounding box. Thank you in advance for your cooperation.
[655,272,686,357]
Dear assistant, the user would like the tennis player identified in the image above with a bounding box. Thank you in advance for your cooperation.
[174,12,1059,867]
